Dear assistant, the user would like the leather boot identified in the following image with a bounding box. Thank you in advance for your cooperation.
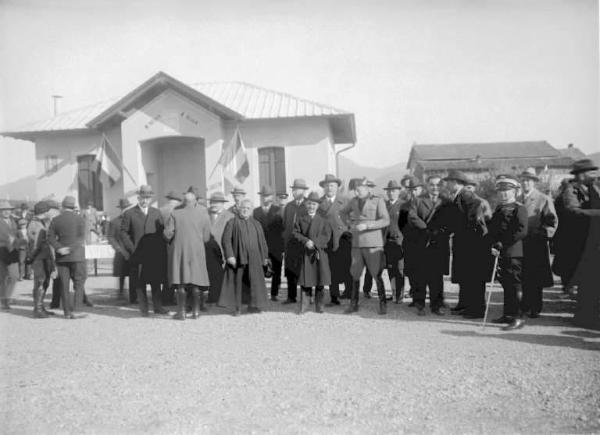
[199,289,207,312]
[172,287,186,320]
[191,287,201,319]
[315,288,324,313]
[297,289,309,315]
[136,287,149,316]
[33,286,48,318]
[378,300,387,315]
[343,281,360,314]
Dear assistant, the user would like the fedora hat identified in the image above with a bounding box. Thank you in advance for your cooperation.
[231,186,246,195]
[117,198,131,209]
[0,200,14,210]
[570,159,598,175]
[319,174,342,188]
[165,190,182,202]
[209,192,228,203]
[290,179,309,190]
[401,175,423,189]
[258,185,275,196]
[33,201,49,216]
[443,170,470,184]
[137,185,154,198]
[519,167,539,181]
[383,180,402,190]
[61,195,77,209]
[305,191,322,203]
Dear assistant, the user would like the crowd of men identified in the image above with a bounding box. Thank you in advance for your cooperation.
[0,158,598,330]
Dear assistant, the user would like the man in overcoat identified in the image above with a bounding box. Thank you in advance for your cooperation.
[159,191,182,306]
[0,200,19,311]
[340,178,390,314]
[408,175,452,315]
[120,185,168,316]
[253,185,284,301]
[319,174,351,305]
[281,179,309,304]
[107,198,132,297]
[47,196,87,319]
[219,199,269,316]
[228,186,246,217]
[164,191,211,320]
[383,180,406,303]
[518,168,558,317]
[206,192,234,304]
[293,191,333,314]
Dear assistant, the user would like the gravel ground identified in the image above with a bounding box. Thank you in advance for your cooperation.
[1,273,599,435]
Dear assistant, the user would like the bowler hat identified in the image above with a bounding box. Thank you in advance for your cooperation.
[0,200,14,210]
[231,186,246,195]
[33,201,49,216]
[209,192,228,203]
[61,196,77,209]
[443,170,470,184]
[305,191,322,203]
[401,176,423,189]
[290,179,309,190]
[570,159,598,175]
[258,185,275,196]
[137,185,154,198]
[383,180,402,190]
[319,174,342,188]
[165,191,182,202]
[519,167,539,181]
[117,198,131,209]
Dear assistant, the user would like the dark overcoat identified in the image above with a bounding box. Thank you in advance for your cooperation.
[164,204,211,286]
[218,216,268,309]
[47,210,86,263]
[120,205,166,283]
[282,199,307,277]
[384,199,405,270]
[319,195,351,284]
[253,205,284,257]
[206,209,234,303]
[293,213,333,287]
[107,215,129,277]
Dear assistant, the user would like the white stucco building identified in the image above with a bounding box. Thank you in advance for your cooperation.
[1,72,356,214]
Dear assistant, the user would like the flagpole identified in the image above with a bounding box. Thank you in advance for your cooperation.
[101,133,138,187]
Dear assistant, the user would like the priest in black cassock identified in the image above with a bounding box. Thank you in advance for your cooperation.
[219,199,270,316]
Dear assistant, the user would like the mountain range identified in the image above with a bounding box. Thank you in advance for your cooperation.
[337,155,409,191]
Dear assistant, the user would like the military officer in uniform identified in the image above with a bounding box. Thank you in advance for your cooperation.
[518,168,558,318]
[382,180,406,303]
[340,178,390,314]
[487,176,528,330]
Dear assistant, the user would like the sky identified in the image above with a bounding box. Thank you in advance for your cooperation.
[0,0,598,168]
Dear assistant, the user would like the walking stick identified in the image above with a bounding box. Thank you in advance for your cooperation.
[481,255,500,330]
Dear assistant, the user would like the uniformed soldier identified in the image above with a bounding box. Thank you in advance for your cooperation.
[487,176,528,331]
[382,180,406,303]
[340,178,390,314]
[518,168,558,318]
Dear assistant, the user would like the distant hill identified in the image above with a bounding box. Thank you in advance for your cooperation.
[338,155,409,192]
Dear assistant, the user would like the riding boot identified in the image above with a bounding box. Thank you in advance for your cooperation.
[315,288,324,313]
[137,287,149,316]
[191,287,201,319]
[33,286,48,318]
[199,288,207,312]
[344,280,360,314]
[172,287,186,320]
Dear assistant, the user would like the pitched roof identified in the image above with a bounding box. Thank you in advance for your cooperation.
[419,156,574,171]
[557,146,587,160]
[3,72,353,142]
[411,141,559,161]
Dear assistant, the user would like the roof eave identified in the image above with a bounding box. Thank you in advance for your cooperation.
[1,128,94,141]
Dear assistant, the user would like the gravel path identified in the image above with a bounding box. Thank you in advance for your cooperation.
[1,276,599,434]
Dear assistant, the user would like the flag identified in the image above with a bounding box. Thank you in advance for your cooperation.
[96,135,122,186]
[217,128,249,192]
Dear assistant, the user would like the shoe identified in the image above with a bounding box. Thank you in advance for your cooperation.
[339,292,350,300]
[528,311,540,319]
[451,305,466,312]
[386,296,393,301]
[363,292,372,299]
[232,308,241,317]
[378,302,387,315]
[49,304,59,309]
[492,316,511,324]
[451,307,466,315]
[33,310,49,319]
[502,318,525,331]
[41,307,55,316]
[462,312,484,319]
[64,313,85,319]
[247,307,262,314]
[431,308,445,316]
[325,298,340,307]
[343,305,359,314]
[281,299,296,304]
[270,295,278,302]
[408,301,416,307]
[172,312,185,320]
[84,299,94,307]
[417,307,426,316]
[154,307,170,315]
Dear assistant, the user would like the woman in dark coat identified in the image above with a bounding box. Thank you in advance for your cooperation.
[292,192,333,314]
[218,199,269,316]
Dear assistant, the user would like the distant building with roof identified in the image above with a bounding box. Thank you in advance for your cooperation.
[1,72,356,214]
[557,143,587,161]
[407,141,575,188]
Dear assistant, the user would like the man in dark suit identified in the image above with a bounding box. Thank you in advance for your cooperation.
[383,180,406,304]
[107,198,132,298]
[319,174,352,305]
[281,179,309,304]
[408,176,452,315]
[120,185,168,316]
[47,196,87,319]
[253,185,284,301]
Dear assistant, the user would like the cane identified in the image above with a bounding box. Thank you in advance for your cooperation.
[481,255,500,330]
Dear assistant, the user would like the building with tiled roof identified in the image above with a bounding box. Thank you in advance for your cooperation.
[1,72,356,212]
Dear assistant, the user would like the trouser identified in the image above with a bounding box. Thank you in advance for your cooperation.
[18,250,29,279]
[413,269,444,310]
[136,281,163,314]
[269,253,282,297]
[286,272,298,301]
[128,266,139,304]
[56,261,87,316]
[329,236,352,299]
[499,257,523,318]
[32,259,52,307]
[521,284,543,314]
[299,286,323,312]
[460,278,486,316]
[349,247,386,304]
[0,261,19,306]
[363,270,373,293]
[233,266,252,308]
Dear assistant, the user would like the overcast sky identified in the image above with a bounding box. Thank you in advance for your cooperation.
[0,0,598,167]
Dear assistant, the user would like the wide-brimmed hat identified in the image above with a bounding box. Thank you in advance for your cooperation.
[0,200,14,210]
[209,192,228,203]
[570,159,598,175]
[495,175,520,191]
[305,191,322,203]
[401,176,423,189]
[383,180,402,190]
[290,179,309,190]
[137,185,154,198]
[231,186,246,195]
[33,201,49,216]
[61,196,77,209]
[165,190,182,202]
[258,185,275,196]
[319,174,342,187]
[117,198,131,209]
[443,170,470,184]
[519,167,539,181]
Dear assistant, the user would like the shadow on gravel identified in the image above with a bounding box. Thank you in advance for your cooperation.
[441,329,600,351]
